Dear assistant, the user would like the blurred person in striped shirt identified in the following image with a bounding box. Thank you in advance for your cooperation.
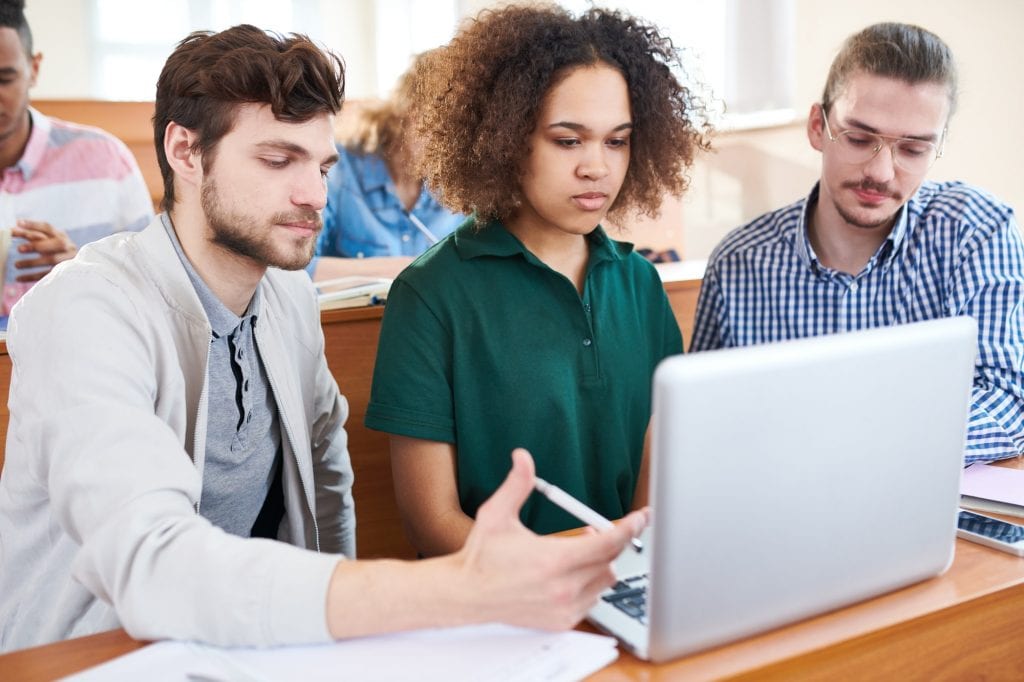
[0,0,152,325]
[692,22,1024,464]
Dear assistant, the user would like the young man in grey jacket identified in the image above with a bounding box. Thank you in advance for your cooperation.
[0,25,646,652]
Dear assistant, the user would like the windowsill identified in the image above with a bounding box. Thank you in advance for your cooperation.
[655,259,707,283]
[716,108,799,133]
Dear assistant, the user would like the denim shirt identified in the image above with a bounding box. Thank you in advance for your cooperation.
[316,146,464,259]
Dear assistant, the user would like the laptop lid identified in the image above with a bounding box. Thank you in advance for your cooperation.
[591,316,976,663]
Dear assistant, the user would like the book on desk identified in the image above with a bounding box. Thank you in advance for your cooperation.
[316,276,391,310]
[961,461,1024,518]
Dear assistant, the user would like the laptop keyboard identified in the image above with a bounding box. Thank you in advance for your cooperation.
[601,573,648,625]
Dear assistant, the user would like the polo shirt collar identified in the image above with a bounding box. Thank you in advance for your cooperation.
[795,182,908,272]
[160,214,262,338]
[13,107,50,181]
[453,218,633,265]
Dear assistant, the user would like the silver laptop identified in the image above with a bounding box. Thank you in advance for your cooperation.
[589,316,977,662]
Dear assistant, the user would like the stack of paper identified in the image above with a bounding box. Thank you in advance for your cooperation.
[961,462,1024,517]
[65,624,619,682]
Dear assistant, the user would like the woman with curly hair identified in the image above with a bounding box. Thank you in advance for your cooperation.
[365,4,711,555]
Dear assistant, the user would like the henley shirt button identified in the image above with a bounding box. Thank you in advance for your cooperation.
[582,338,593,347]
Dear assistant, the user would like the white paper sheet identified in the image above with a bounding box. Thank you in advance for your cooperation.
[63,623,619,682]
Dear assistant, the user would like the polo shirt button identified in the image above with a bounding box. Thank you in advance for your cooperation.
[582,338,592,347]
[402,234,411,242]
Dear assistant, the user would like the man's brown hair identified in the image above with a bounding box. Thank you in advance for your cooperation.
[822,22,957,116]
[153,24,345,210]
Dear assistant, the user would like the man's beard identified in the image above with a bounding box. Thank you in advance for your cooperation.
[200,178,320,271]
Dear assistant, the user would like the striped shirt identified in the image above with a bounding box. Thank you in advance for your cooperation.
[692,181,1024,464]
[0,107,153,318]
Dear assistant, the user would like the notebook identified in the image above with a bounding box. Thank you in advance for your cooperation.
[960,462,1024,518]
[589,316,977,662]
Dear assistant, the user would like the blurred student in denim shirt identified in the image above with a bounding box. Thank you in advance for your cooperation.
[308,52,463,281]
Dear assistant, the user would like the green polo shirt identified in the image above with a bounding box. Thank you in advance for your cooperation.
[365,218,683,534]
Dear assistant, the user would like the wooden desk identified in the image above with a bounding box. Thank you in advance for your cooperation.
[318,305,409,558]
[3,518,1024,680]
[657,260,705,351]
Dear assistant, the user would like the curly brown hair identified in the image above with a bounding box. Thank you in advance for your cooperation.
[413,4,711,223]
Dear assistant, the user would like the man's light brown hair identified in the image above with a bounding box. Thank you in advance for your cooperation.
[153,24,345,210]
[822,22,958,117]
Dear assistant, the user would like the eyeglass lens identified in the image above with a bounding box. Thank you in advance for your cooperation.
[835,130,937,172]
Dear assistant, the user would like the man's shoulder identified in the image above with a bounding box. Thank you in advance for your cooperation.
[11,229,151,328]
[912,181,1015,227]
[708,197,805,266]
[38,113,137,172]
[43,114,128,147]
[55,228,144,276]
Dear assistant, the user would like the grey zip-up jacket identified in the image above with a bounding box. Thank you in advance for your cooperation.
[0,216,355,652]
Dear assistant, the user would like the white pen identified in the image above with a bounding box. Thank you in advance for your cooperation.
[534,476,643,553]
[407,212,440,244]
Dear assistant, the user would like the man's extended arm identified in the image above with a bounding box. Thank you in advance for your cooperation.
[326,449,646,637]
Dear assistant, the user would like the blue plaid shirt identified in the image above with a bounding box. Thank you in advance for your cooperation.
[692,181,1024,464]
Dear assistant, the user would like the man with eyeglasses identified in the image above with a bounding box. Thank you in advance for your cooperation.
[691,22,1024,463]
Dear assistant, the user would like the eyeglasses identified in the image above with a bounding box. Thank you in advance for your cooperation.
[820,107,945,174]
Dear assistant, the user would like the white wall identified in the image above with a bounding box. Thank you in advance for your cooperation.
[23,0,91,97]
[25,0,381,99]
